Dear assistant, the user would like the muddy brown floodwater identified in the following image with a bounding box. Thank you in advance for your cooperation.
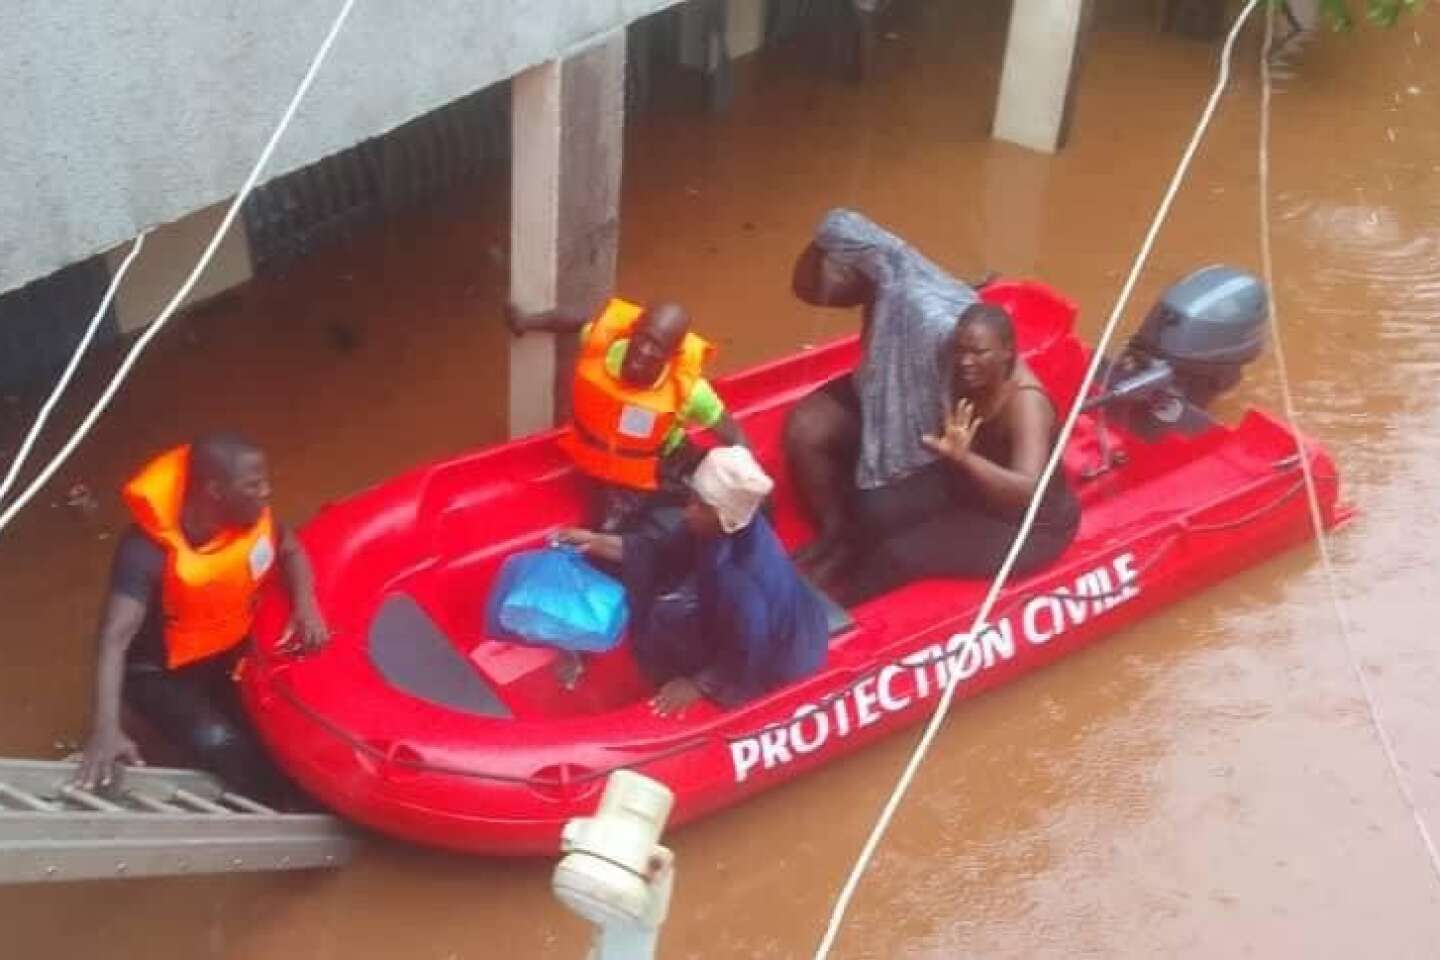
[4,1,1440,956]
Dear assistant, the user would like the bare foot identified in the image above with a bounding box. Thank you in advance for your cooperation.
[554,651,585,690]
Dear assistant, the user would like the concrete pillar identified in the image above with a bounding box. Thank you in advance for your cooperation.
[508,31,626,437]
[993,0,1092,154]
[727,0,768,58]
[677,0,735,111]
[1282,0,1321,32]
[681,0,767,62]
[846,0,888,83]
[102,200,253,334]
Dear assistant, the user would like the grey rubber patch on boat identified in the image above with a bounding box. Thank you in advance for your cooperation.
[368,594,512,718]
[806,578,855,637]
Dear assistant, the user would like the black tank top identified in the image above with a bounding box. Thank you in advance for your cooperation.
[959,383,1079,530]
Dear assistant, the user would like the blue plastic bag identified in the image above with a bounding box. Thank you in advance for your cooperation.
[484,545,629,652]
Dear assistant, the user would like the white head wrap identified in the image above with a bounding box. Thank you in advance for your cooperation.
[689,446,774,533]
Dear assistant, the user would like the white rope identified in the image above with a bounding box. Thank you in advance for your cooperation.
[1257,6,1440,882]
[813,3,1263,954]
[0,230,149,507]
[0,0,359,537]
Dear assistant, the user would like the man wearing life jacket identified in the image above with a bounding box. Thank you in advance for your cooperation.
[509,298,747,532]
[73,433,328,804]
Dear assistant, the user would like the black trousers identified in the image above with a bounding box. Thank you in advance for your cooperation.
[843,462,1080,604]
[123,644,303,809]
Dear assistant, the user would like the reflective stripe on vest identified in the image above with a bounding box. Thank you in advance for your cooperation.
[558,298,713,491]
[122,445,276,669]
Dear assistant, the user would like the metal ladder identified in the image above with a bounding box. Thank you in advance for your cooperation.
[0,758,356,885]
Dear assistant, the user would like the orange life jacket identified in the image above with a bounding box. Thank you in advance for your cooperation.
[558,298,714,491]
[122,445,276,669]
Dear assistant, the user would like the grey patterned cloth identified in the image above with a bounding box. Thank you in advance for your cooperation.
[813,208,978,490]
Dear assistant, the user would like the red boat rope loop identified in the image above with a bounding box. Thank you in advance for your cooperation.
[251,469,1319,791]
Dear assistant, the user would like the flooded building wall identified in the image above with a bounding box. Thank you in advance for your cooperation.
[0,0,687,296]
[0,0,852,390]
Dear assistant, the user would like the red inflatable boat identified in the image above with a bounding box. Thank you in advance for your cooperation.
[240,277,1347,855]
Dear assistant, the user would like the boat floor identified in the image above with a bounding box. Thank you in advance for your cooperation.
[368,573,856,719]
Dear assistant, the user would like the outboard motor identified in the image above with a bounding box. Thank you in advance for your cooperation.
[1086,265,1268,438]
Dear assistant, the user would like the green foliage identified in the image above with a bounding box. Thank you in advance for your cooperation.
[1314,0,1424,29]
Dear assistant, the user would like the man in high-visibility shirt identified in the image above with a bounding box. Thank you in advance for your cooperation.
[510,298,747,533]
[73,433,328,805]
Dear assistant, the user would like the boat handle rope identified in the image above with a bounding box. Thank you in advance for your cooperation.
[252,469,1317,790]
[722,470,1322,745]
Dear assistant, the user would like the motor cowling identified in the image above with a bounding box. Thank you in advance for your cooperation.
[1082,266,1269,451]
[1128,264,1268,409]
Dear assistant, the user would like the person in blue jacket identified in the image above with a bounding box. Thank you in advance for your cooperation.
[558,446,828,716]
